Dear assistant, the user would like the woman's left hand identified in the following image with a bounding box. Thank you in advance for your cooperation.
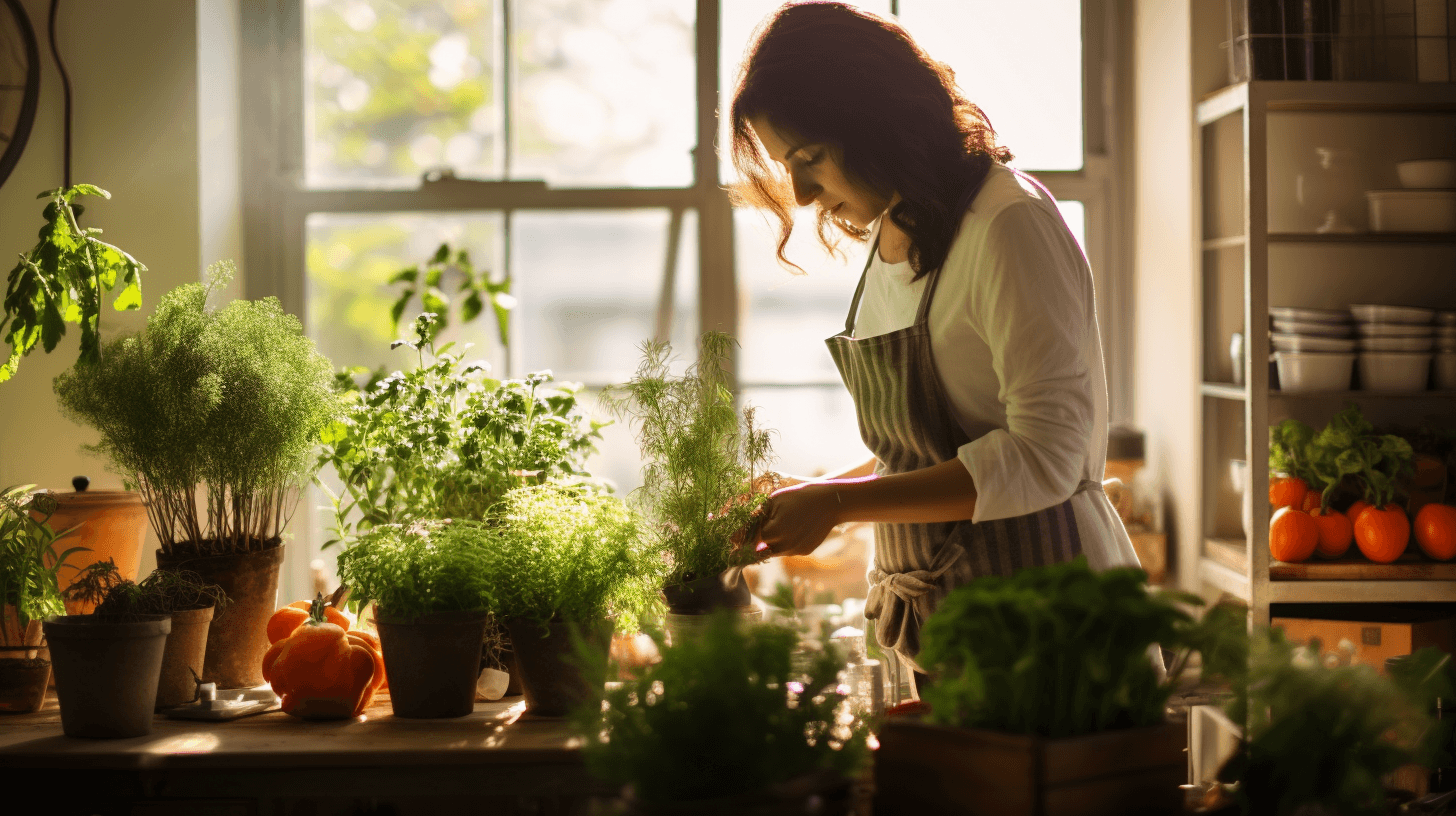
[753,481,843,558]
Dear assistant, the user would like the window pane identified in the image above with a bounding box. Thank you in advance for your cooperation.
[512,0,695,187]
[305,0,502,188]
[898,0,1083,171]
[510,209,697,385]
[741,386,869,480]
[1056,199,1087,258]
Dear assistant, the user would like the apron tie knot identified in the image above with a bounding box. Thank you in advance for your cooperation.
[864,556,961,622]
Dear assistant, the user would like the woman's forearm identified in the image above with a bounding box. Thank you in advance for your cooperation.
[831,457,978,525]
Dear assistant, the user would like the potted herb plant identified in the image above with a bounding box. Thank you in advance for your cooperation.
[602,332,776,631]
[874,557,1246,816]
[0,485,81,713]
[479,484,659,717]
[335,519,494,718]
[53,262,342,688]
[576,611,870,814]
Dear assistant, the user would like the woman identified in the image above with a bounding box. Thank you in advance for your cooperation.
[731,3,1140,675]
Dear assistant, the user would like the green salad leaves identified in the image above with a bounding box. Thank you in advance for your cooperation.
[1269,404,1413,509]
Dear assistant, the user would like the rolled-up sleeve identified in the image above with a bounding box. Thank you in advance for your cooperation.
[956,201,1094,523]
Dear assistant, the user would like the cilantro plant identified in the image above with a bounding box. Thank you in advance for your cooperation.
[601,331,776,586]
[2,185,145,382]
[0,485,83,647]
[1269,403,1414,510]
[388,243,513,349]
[54,263,342,557]
[576,612,869,804]
[917,557,1247,738]
[317,313,605,548]
[478,484,661,634]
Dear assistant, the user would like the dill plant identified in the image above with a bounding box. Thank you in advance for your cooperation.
[335,520,495,620]
[480,484,660,634]
[53,263,342,556]
[576,612,869,803]
[601,331,775,586]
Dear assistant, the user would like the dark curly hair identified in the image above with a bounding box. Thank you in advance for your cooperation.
[729,2,1012,280]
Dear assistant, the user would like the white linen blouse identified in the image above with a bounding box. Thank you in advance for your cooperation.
[852,164,1136,570]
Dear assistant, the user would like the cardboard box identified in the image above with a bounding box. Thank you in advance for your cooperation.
[1272,607,1456,673]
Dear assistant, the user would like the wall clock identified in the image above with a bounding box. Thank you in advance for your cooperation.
[0,0,40,190]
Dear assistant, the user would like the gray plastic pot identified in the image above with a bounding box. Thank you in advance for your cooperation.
[156,606,214,709]
[504,617,612,718]
[43,614,170,738]
[375,609,489,719]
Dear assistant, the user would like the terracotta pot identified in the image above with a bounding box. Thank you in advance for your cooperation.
[155,606,214,708]
[43,614,170,738]
[504,617,612,718]
[36,481,148,614]
[155,543,284,689]
[375,609,489,719]
[0,646,50,714]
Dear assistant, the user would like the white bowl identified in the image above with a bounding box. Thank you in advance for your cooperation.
[1367,189,1456,232]
[1273,318,1354,337]
[1350,304,1434,324]
[1270,307,1351,324]
[1437,325,1456,337]
[1275,352,1355,392]
[1358,335,1435,352]
[1271,332,1357,353]
[1437,353,1456,390]
[1358,352,1431,391]
[1357,322,1435,337]
[1439,339,1456,353]
[1437,311,1456,326]
[1397,159,1456,189]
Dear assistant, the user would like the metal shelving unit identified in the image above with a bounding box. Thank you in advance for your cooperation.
[1195,81,1456,626]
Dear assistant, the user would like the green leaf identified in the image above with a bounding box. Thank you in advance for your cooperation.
[388,266,419,284]
[461,292,483,324]
[431,243,450,265]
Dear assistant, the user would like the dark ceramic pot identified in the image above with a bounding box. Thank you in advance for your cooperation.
[43,614,170,738]
[660,570,752,614]
[375,609,489,719]
[504,616,612,718]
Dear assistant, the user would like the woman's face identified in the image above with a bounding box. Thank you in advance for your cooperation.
[749,115,891,229]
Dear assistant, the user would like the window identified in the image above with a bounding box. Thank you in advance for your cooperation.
[243,0,1127,599]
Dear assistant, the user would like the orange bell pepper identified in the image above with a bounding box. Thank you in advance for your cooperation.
[267,599,350,644]
[261,598,384,719]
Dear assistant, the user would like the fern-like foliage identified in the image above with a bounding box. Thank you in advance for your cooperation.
[601,332,775,585]
[335,519,495,620]
[53,262,342,556]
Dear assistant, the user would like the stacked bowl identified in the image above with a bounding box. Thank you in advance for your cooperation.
[1352,304,1434,392]
[1270,307,1356,392]
[1437,311,1456,390]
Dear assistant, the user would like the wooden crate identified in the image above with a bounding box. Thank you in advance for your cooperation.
[873,719,1185,816]
[1272,608,1456,673]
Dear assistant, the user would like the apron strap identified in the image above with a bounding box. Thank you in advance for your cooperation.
[842,236,878,335]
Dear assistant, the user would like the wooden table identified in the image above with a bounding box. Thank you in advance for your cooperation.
[0,692,611,815]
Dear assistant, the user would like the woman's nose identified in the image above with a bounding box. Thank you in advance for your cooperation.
[790,172,820,207]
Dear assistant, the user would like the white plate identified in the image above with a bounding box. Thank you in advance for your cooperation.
[1272,318,1354,337]
[1358,335,1435,352]
[1356,322,1435,337]
[1350,304,1435,324]
[1271,332,1357,353]
[1269,307,1351,324]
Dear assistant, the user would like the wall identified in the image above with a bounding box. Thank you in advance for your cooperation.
[0,0,209,580]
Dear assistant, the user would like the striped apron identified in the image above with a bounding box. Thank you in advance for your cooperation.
[826,236,1099,671]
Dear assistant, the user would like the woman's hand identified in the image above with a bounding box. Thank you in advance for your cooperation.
[753,481,844,558]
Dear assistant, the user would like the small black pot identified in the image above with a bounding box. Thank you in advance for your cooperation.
[504,617,612,718]
[375,609,489,719]
[661,570,752,614]
[43,615,171,738]
[0,646,50,714]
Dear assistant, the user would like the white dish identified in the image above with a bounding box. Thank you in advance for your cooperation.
[1437,311,1456,326]
[1349,304,1435,324]
[1366,189,1456,232]
[1397,159,1456,189]
[1271,332,1357,353]
[1437,353,1456,390]
[1358,352,1431,392]
[1272,318,1354,337]
[1358,335,1435,352]
[1269,307,1351,324]
[1356,322,1435,337]
[1275,352,1355,393]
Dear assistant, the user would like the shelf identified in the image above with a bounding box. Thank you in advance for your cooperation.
[1271,551,1456,581]
[1268,232,1456,245]
[1201,235,1247,251]
[1265,580,1456,604]
[1201,383,1248,401]
[1272,390,1456,400]
[1197,81,1456,125]
[1199,556,1252,602]
[1204,537,1248,574]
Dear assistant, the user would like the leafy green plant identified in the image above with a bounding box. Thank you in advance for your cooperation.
[335,519,495,619]
[479,484,660,634]
[576,612,869,804]
[0,485,84,646]
[53,262,343,557]
[1219,630,1451,816]
[602,331,776,586]
[64,559,228,622]
[317,313,604,548]
[1270,403,1414,510]
[388,243,512,350]
[2,185,145,382]
[917,557,1247,738]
